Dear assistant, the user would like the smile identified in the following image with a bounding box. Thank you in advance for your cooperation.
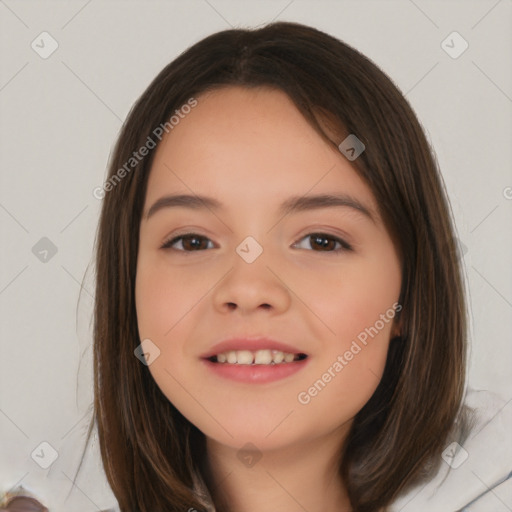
[209,349,308,365]
[203,351,309,384]
[201,337,310,383]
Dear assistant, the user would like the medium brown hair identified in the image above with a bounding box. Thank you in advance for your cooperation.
[80,21,468,512]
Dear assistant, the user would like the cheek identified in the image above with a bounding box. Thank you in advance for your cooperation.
[297,255,400,415]
[135,261,213,431]
[310,258,401,348]
[135,257,206,340]
[296,333,391,429]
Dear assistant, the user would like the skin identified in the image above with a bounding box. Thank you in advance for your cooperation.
[135,86,402,512]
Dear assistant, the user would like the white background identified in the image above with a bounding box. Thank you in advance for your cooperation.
[1,1,511,510]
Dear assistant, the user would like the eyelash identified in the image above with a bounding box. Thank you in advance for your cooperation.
[160,232,353,255]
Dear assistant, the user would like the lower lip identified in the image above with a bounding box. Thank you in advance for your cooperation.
[201,358,309,384]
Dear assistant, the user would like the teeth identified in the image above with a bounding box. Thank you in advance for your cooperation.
[254,349,272,364]
[284,353,294,363]
[214,349,302,365]
[236,350,254,365]
[272,351,284,363]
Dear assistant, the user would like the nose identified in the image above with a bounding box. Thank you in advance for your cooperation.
[211,243,292,316]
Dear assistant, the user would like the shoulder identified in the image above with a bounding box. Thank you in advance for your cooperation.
[389,388,512,512]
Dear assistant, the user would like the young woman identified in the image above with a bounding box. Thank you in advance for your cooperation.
[81,21,510,512]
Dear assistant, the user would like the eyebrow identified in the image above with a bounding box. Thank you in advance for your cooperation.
[145,193,376,223]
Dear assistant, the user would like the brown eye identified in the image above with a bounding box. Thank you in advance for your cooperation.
[309,234,337,251]
[161,233,214,251]
[293,233,352,253]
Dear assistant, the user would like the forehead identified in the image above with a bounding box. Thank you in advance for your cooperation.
[144,86,379,217]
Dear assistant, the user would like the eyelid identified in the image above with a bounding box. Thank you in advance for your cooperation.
[160,231,215,251]
[292,232,353,253]
[160,231,353,254]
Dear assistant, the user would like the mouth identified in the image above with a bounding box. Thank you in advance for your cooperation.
[201,338,310,383]
[208,349,308,365]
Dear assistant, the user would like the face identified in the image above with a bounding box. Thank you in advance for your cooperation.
[135,86,402,454]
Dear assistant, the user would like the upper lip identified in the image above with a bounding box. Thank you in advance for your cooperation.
[201,337,308,359]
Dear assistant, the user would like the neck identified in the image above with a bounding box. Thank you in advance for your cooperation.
[203,426,352,512]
